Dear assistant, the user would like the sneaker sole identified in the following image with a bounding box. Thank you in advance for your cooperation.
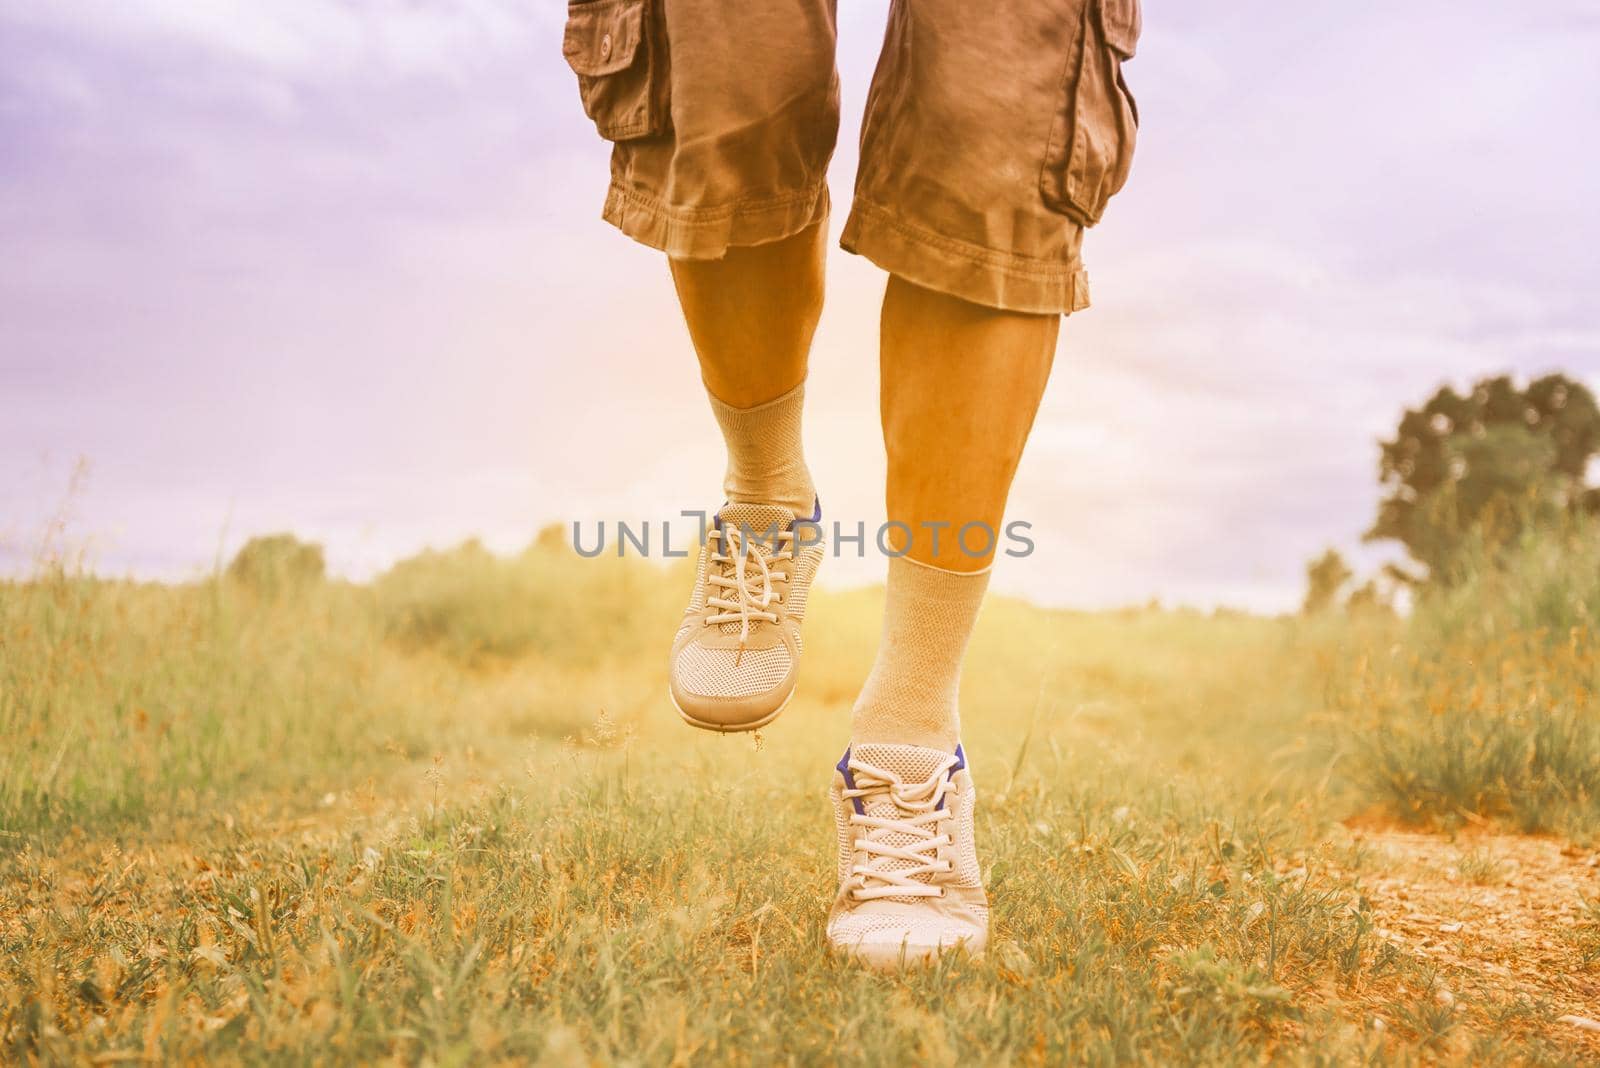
[668,685,795,734]
[829,934,987,971]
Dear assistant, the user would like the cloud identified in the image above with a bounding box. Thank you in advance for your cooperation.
[0,0,554,80]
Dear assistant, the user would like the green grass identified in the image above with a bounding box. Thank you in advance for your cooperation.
[1334,520,1600,837]
[2,536,1597,1062]
[1456,847,1506,887]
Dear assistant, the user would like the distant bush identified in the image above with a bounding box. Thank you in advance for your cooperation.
[372,532,682,666]
[1301,549,1353,615]
[1343,579,1395,618]
[227,534,325,594]
[1297,549,1396,618]
[1347,630,1600,834]
[1413,512,1600,642]
[1343,514,1600,835]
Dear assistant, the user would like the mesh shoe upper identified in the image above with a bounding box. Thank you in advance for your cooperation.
[669,500,823,730]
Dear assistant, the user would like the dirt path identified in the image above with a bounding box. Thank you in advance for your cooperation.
[1330,822,1600,1049]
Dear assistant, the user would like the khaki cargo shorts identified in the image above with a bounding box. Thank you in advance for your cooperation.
[561,0,1141,315]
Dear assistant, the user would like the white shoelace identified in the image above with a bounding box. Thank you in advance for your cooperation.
[842,753,958,900]
[704,523,793,645]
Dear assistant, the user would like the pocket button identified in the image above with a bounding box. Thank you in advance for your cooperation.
[600,33,613,60]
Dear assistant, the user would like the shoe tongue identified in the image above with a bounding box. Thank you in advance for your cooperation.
[716,502,796,559]
[853,743,953,787]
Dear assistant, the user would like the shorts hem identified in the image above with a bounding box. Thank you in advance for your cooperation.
[839,198,1090,315]
[602,181,830,260]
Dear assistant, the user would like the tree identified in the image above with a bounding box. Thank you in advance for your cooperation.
[1365,373,1600,579]
[1302,548,1352,615]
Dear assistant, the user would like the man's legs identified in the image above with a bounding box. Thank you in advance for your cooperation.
[852,276,1058,752]
[664,224,829,731]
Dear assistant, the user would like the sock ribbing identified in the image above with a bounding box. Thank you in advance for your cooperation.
[706,382,815,516]
[850,555,990,752]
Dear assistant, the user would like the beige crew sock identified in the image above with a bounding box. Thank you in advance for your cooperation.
[851,555,991,752]
[707,382,815,515]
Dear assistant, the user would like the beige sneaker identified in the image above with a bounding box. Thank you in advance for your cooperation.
[668,500,823,732]
[826,743,989,968]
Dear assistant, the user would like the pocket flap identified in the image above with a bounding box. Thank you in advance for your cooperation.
[562,0,644,77]
[1097,0,1141,58]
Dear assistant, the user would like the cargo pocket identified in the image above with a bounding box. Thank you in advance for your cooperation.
[1041,0,1140,227]
[562,0,669,141]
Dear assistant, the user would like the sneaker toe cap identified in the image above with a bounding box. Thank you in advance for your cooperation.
[668,642,795,731]
[826,915,986,967]
[671,642,793,699]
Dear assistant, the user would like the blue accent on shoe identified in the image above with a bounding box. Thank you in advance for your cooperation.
[836,747,865,815]
[797,497,822,527]
[935,744,966,811]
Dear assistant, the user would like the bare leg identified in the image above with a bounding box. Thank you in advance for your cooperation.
[881,276,1057,570]
[669,222,826,408]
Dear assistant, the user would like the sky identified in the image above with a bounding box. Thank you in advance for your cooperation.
[2,0,1597,610]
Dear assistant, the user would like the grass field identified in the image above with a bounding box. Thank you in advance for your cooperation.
[4,531,1600,1064]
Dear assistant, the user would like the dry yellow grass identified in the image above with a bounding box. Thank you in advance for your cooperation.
[3,536,1599,1063]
